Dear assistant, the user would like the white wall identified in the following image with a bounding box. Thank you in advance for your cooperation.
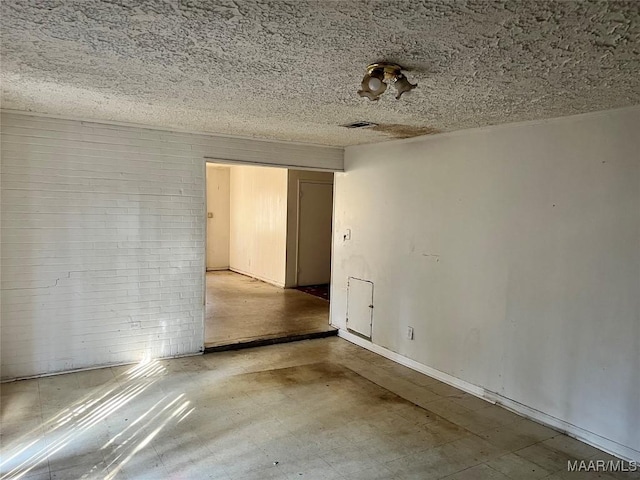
[229,166,288,287]
[205,164,230,270]
[285,170,334,287]
[0,112,343,380]
[331,107,640,461]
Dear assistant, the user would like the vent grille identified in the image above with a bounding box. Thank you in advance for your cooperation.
[342,121,377,129]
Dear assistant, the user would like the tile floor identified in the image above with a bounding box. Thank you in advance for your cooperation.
[205,271,334,347]
[1,337,636,480]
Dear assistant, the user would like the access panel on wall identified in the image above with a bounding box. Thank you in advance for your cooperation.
[346,277,374,339]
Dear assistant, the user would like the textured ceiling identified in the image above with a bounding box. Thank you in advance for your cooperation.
[2,0,639,146]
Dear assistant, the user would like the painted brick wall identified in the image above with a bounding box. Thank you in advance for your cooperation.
[0,112,343,380]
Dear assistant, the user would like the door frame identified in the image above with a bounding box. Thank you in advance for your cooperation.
[202,159,340,344]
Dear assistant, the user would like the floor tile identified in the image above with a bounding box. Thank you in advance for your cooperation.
[385,445,478,480]
[515,443,577,473]
[585,452,640,480]
[542,434,603,460]
[487,452,553,479]
[1,337,634,480]
[442,463,511,479]
[544,469,620,480]
[508,418,559,442]
[50,461,110,480]
[205,271,334,347]
[427,382,468,399]
[423,398,473,420]
[479,424,546,452]
[347,463,400,480]
[451,393,494,412]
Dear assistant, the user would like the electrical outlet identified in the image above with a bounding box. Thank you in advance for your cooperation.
[407,326,414,340]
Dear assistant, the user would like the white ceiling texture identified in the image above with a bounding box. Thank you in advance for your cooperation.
[2,0,639,146]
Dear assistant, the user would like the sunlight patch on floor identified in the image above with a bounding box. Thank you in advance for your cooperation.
[0,358,192,480]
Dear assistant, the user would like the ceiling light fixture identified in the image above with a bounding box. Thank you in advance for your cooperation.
[358,62,417,101]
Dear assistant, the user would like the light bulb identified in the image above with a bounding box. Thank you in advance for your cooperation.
[368,76,383,91]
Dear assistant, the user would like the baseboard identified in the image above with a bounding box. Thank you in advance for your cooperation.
[206,267,229,271]
[229,268,285,288]
[338,329,640,463]
[483,391,640,463]
[0,351,203,383]
[337,329,488,398]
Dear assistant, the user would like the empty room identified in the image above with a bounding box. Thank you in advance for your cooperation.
[1,1,639,480]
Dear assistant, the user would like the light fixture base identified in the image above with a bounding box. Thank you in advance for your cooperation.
[366,62,403,80]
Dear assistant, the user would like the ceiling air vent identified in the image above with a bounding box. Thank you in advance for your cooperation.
[342,121,377,129]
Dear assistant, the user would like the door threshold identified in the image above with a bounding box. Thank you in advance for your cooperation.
[204,329,338,353]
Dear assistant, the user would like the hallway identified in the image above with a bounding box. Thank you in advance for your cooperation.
[205,271,335,348]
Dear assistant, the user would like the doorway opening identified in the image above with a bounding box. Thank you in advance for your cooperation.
[204,162,336,350]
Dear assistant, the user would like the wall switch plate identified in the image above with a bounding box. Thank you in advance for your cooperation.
[407,326,414,340]
[343,229,351,241]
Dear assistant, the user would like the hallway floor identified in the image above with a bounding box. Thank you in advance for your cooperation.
[1,337,633,480]
[205,271,334,348]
